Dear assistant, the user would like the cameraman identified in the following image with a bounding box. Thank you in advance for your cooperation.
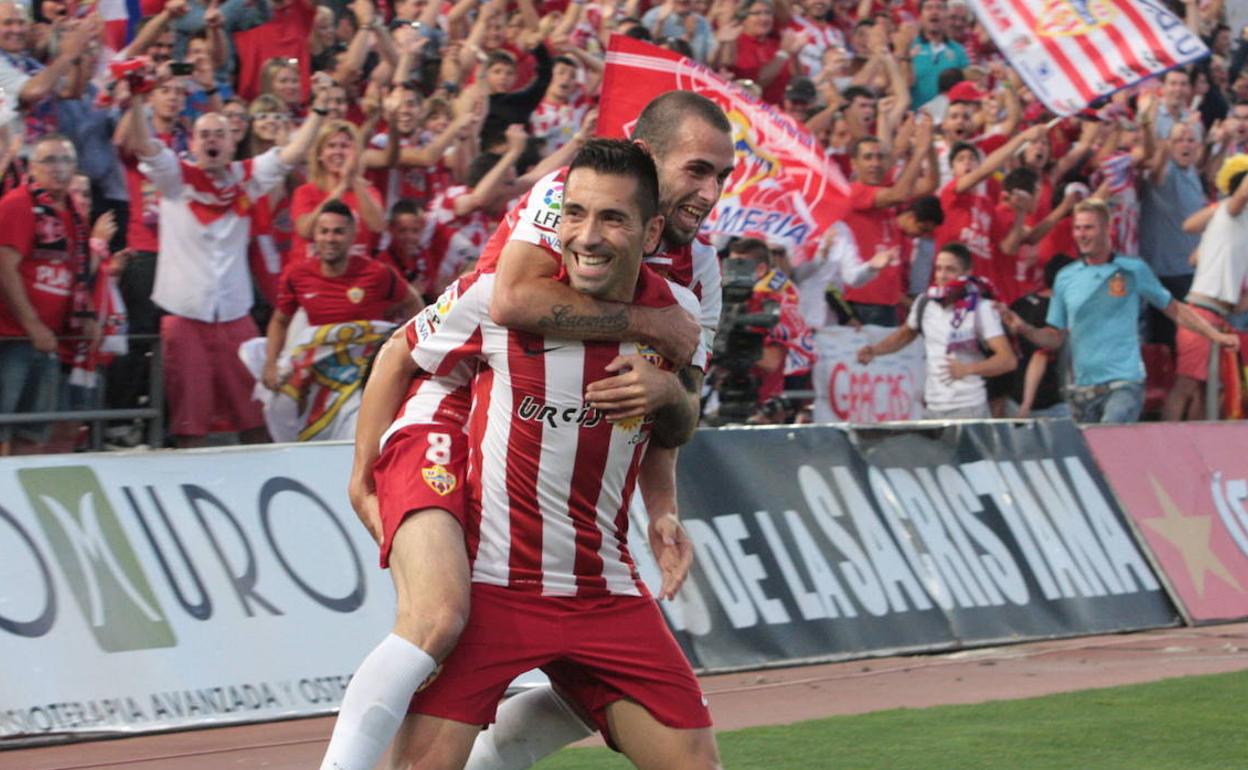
[732,237,814,421]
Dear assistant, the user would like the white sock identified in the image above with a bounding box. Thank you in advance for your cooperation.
[463,685,596,770]
[320,633,438,770]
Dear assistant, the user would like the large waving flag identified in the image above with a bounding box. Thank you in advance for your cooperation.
[97,0,143,51]
[599,35,850,262]
[968,0,1209,116]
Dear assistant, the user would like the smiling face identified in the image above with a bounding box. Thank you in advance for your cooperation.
[394,90,421,135]
[314,210,355,266]
[273,66,301,107]
[191,113,236,171]
[391,211,426,256]
[559,168,662,302]
[851,138,886,186]
[1072,209,1110,260]
[648,115,736,247]
[742,1,774,36]
[318,130,355,176]
[1168,122,1199,168]
[0,3,28,54]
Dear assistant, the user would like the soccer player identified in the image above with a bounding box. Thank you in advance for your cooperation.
[319,93,734,770]
[389,138,720,769]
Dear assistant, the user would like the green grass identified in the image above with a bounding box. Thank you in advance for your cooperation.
[533,670,1248,769]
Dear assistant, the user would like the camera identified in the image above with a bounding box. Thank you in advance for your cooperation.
[706,256,779,424]
[169,61,194,77]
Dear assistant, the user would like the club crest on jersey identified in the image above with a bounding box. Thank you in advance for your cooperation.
[347,286,365,304]
[1036,0,1117,37]
[636,344,667,370]
[422,464,458,496]
[517,395,603,429]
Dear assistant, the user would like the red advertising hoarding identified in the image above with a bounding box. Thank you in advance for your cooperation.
[1084,423,1248,623]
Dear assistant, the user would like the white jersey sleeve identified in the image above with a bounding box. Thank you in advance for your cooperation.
[507,168,566,259]
[669,280,711,372]
[690,239,723,360]
[406,273,494,376]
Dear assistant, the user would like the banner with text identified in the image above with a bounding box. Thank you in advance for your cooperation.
[812,325,926,423]
[0,445,397,741]
[661,420,1178,672]
[967,0,1208,116]
[599,35,849,262]
[1084,424,1248,624]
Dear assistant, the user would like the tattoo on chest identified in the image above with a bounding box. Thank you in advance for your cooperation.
[537,304,628,334]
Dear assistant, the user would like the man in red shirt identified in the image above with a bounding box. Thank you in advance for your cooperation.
[841,116,935,326]
[262,200,422,391]
[375,199,437,299]
[0,135,92,454]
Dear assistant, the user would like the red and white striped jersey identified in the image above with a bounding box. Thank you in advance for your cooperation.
[478,168,723,368]
[405,269,702,597]
[529,95,593,154]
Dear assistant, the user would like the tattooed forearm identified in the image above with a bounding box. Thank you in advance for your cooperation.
[537,304,629,334]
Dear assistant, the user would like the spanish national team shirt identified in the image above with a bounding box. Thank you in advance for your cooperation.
[276,255,407,325]
[403,268,705,597]
[1046,256,1172,386]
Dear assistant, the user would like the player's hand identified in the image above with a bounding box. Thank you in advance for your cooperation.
[636,303,699,370]
[585,354,684,420]
[648,512,693,600]
[348,468,383,544]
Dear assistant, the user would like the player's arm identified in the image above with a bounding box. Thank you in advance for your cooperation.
[639,446,693,601]
[349,328,421,543]
[491,242,700,367]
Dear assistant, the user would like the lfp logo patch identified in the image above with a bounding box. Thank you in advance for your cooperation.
[542,183,564,211]
[422,465,458,496]
[1036,0,1118,37]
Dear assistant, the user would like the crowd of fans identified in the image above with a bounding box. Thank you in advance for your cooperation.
[0,0,1241,451]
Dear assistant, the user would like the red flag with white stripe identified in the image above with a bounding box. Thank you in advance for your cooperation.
[968,0,1209,116]
[599,35,850,263]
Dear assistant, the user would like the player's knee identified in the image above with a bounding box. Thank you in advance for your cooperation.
[394,598,469,660]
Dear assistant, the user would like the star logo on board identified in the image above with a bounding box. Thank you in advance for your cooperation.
[1144,475,1244,597]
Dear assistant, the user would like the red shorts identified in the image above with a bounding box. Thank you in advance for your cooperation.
[373,422,468,568]
[409,584,711,746]
[1176,306,1231,382]
[161,314,265,437]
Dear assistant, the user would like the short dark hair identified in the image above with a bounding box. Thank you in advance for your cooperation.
[850,135,881,158]
[632,91,731,159]
[908,194,944,226]
[1003,167,1040,194]
[842,85,876,104]
[317,199,357,227]
[390,199,423,219]
[467,152,507,187]
[567,139,661,222]
[937,67,964,93]
[729,237,770,266]
[938,242,973,271]
[1163,67,1190,84]
[622,20,652,40]
[948,140,980,164]
[1043,253,1073,290]
[552,55,577,69]
[484,50,516,70]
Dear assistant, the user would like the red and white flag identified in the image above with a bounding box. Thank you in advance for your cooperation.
[599,35,849,263]
[968,0,1209,116]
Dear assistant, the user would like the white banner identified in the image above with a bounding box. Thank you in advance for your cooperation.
[0,444,396,740]
[968,0,1209,116]
[811,325,926,423]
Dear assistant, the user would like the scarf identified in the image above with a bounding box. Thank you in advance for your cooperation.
[926,275,995,356]
[30,183,92,370]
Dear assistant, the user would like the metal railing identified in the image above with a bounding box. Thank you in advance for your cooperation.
[0,334,164,451]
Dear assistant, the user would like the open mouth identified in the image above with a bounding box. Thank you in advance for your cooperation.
[674,204,706,230]
[206,148,220,159]
[573,250,612,278]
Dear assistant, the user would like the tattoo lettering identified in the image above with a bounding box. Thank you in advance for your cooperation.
[537,304,628,334]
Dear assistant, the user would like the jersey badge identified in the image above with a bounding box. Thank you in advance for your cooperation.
[422,464,458,496]
[347,286,365,304]
[1107,271,1126,298]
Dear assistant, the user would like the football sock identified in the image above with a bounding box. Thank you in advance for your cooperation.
[319,633,438,770]
[463,684,596,770]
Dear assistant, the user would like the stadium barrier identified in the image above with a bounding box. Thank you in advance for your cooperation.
[7,418,1243,743]
[1084,423,1248,625]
